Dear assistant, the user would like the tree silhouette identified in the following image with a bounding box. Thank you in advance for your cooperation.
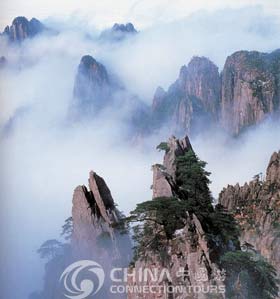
[61,216,73,240]
[37,239,63,260]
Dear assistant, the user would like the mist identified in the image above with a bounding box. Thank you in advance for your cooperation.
[0,6,280,299]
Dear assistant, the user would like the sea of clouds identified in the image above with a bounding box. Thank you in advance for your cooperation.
[0,6,280,298]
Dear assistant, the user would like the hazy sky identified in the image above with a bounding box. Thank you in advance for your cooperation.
[1,0,280,30]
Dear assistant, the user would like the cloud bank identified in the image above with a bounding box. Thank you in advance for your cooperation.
[0,6,279,299]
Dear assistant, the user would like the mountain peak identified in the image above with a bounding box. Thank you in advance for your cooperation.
[153,135,193,198]
[100,22,137,41]
[112,22,137,33]
[71,55,111,118]
[2,16,44,42]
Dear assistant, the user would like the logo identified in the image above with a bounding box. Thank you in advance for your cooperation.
[60,261,226,297]
[60,260,105,299]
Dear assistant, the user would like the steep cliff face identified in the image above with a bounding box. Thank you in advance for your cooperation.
[2,16,44,42]
[71,171,130,262]
[219,151,280,290]
[71,55,112,118]
[179,57,221,116]
[128,136,226,299]
[151,57,221,135]
[150,50,280,137]
[221,50,280,134]
[36,171,131,299]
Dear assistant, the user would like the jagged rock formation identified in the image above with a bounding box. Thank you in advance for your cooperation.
[151,57,221,136]
[70,54,151,133]
[71,55,112,118]
[2,16,44,42]
[72,171,129,261]
[128,136,226,299]
[70,49,280,136]
[35,171,131,299]
[219,151,280,295]
[100,23,137,41]
[221,50,280,135]
[150,50,280,137]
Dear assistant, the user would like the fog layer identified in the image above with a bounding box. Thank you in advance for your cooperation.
[0,6,279,299]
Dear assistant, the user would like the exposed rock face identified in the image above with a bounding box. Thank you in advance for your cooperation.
[221,50,280,134]
[150,49,280,137]
[151,57,221,136]
[2,16,44,42]
[129,136,225,299]
[70,49,280,136]
[71,55,112,118]
[36,171,131,299]
[100,23,137,41]
[219,151,280,292]
[71,171,125,260]
[179,57,221,116]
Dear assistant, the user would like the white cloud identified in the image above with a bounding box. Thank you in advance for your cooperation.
[0,4,280,298]
[1,0,279,30]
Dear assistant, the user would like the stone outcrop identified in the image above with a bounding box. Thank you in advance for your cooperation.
[129,136,225,299]
[219,151,280,293]
[220,50,280,134]
[2,16,44,42]
[35,171,131,299]
[71,55,112,118]
[151,57,221,136]
[71,171,125,260]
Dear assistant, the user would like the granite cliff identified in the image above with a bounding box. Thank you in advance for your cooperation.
[151,50,280,136]
[151,57,220,136]
[127,136,228,299]
[32,171,131,299]
[221,50,280,134]
[70,49,280,136]
[219,151,280,297]
[33,139,279,299]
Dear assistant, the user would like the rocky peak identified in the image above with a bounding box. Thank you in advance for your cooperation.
[112,22,137,33]
[78,55,109,86]
[163,135,193,177]
[71,171,124,260]
[152,86,166,110]
[266,151,280,185]
[179,56,221,115]
[100,22,137,41]
[151,56,221,136]
[221,50,280,134]
[130,136,226,299]
[36,171,131,299]
[2,16,44,42]
[153,136,193,198]
[71,55,111,117]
